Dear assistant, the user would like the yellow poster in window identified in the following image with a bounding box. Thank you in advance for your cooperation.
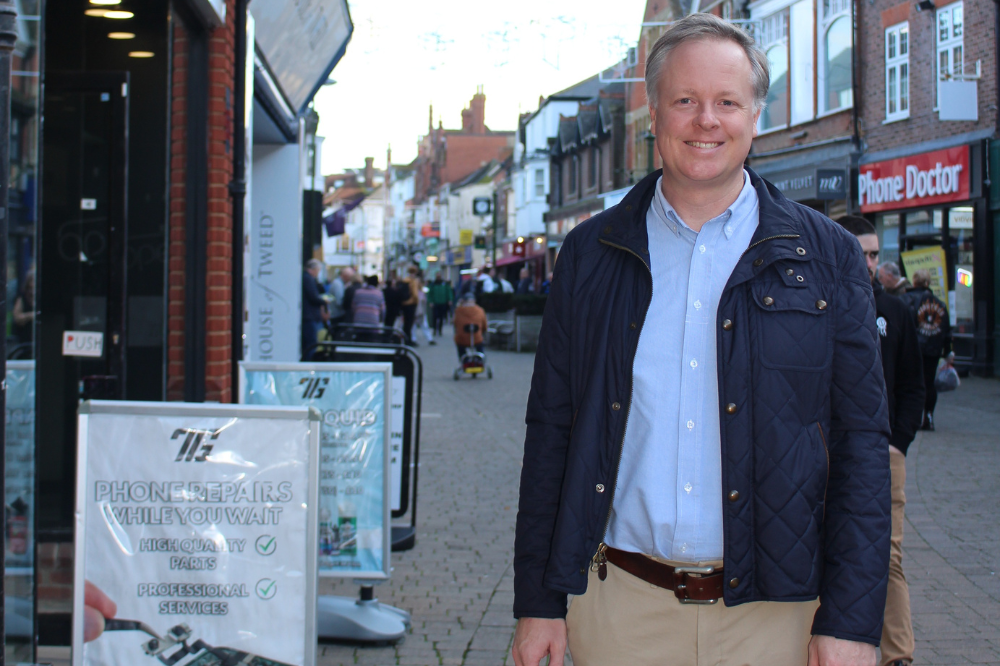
[900,246,948,302]
[459,229,474,246]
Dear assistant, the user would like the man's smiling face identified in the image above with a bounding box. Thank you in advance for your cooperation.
[649,38,760,188]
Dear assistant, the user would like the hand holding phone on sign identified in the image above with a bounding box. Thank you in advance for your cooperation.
[84,580,118,642]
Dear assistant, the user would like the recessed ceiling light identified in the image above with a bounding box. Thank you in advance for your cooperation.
[104,10,134,18]
[128,51,154,58]
[90,0,122,5]
[108,32,135,39]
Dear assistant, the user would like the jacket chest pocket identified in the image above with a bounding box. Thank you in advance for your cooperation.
[750,281,832,371]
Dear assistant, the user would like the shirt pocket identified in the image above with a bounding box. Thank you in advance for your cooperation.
[750,281,832,372]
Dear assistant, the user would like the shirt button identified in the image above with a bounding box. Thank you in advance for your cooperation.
[699,244,706,253]
[687,420,695,430]
[693,300,702,309]
[629,322,637,329]
[729,577,740,588]
[684,482,693,493]
[689,359,698,368]
[728,490,740,502]
[680,543,689,553]
[611,402,621,411]
[726,403,737,414]
[596,484,605,493]
[722,319,733,331]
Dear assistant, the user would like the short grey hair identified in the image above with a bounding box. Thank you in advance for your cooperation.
[306,259,323,271]
[878,261,901,278]
[645,13,770,111]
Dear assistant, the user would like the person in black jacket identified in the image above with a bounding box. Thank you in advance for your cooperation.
[301,260,329,360]
[838,216,924,666]
[902,270,951,431]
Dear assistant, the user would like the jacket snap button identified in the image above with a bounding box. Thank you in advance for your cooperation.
[629,322,637,330]
[728,490,740,502]
[596,484,605,493]
[762,296,774,306]
[729,577,740,589]
[753,258,763,267]
[722,319,733,331]
[816,300,828,310]
[726,403,737,414]
[796,247,807,255]
[603,225,612,234]
[796,275,805,282]
[785,268,794,276]
[611,402,621,411]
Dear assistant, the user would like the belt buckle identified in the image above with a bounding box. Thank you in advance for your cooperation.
[673,565,719,605]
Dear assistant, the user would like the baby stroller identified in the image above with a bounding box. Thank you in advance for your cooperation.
[453,323,492,380]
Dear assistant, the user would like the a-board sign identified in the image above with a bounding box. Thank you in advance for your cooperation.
[73,401,320,666]
[239,362,392,579]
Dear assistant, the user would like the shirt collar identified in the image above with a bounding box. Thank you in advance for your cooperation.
[651,170,755,240]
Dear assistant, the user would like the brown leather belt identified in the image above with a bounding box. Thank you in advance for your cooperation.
[604,546,725,604]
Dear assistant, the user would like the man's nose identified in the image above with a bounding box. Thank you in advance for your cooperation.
[695,106,720,129]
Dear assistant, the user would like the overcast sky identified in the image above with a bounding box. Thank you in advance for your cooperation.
[312,0,649,175]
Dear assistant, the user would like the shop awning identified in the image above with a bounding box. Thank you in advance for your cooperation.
[252,0,354,116]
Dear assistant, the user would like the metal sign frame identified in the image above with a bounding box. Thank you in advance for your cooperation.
[238,362,393,579]
[72,400,321,666]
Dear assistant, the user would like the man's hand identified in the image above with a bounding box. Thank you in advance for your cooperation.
[511,618,567,666]
[807,635,876,666]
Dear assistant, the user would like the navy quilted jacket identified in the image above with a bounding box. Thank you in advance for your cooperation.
[514,169,891,645]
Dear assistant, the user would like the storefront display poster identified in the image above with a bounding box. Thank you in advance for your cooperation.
[239,362,392,579]
[901,246,949,302]
[73,401,320,666]
[5,361,34,573]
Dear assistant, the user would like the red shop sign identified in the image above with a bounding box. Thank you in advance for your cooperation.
[858,145,969,213]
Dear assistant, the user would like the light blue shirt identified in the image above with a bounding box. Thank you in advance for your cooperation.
[605,172,759,562]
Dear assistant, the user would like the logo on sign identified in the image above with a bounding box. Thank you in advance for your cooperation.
[300,377,330,399]
[172,428,224,462]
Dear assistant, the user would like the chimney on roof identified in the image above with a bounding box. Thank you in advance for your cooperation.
[470,85,486,134]
[429,104,433,132]
[364,157,374,188]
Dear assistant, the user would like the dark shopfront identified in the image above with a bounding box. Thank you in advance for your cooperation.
[860,142,994,375]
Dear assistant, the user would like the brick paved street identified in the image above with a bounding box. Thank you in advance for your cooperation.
[316,335,1000,666]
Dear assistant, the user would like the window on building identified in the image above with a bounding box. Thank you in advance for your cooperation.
[534,168,545,197]
[587,146,598,187]
[569,156,578,194]
[885,23,909,120]
[759,11,789,130]
[936,2,963,104]
[820,0,853,113]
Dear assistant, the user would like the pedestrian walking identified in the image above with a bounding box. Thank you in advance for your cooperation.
[516,268,534,294]
[428,274,454,337]
[475,267,496,297]
[341,272,363,324]
[301,259,329,361]
[327,266,355,325]
[512,14,890,666]
[351,275,385,326]
[400,265,421,345]
[383,272,404,328]
[838,216,924,666]
[878,261,911,296]
[415,272,436,345]
[903,269,951,431]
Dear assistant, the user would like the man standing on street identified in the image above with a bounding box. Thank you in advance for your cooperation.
[877,261,911,297]
[903,269,951,431]
[839,216,924,666]
[512,14,890,666]
[428,274,454,337]
[301,259,329,361]
[327,266,355,325]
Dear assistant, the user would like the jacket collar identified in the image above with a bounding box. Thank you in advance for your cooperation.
[598,167,803,269]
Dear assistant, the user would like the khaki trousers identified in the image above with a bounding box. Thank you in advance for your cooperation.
[567,560,820,666]
[880,448,914,665]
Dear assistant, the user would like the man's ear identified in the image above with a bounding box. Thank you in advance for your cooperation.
[752,106,761,138]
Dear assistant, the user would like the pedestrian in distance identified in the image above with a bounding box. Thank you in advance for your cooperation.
[538,272,552,295]
[428,274,454,337]
[327,266,355,326]
[516,267,535,295]
[401,265,422,345]
[383,271,404,329]
[351,275,385,326]
[452,294,487,362]
[512,13,891,666]
[838,215,924,666]
[475,266,496,298]
[341,272,363,324]
[415,270,436,345]
[902,269,951,431]
[301,259,329,361]
[878,261,912,297]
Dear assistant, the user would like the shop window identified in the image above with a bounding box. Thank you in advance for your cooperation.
[588,146,598,188]
[820,0,853,114]
[759,11,789,130]
[569,156,578,194]
[936,2,963,106]
[534,168,545,198]
[885,23,909,121]
[876,213,900,265]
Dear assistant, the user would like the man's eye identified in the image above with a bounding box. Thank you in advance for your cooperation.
[720,100,735,106]
[678,98,692,104]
